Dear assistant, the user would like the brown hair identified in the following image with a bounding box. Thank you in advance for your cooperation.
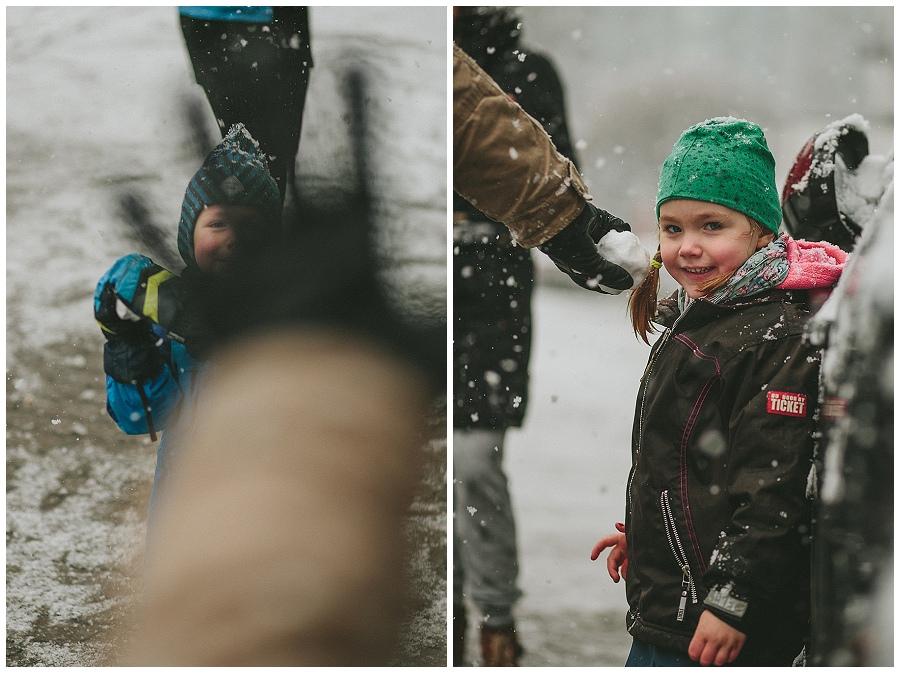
[628,218,769,344]
[628,248,662,344]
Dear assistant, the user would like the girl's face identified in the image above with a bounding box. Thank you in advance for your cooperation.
[658,199,774,299]
[193,204,267,277]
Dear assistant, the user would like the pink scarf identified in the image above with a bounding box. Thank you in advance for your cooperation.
[778,235,848,290]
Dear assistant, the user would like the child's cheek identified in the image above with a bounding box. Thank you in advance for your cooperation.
[193,236,214,270]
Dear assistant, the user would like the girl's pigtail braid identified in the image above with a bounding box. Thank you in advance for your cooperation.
[628,247,662,344]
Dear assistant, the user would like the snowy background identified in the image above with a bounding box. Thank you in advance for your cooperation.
[7,6,446,666]
[460,6,893,667]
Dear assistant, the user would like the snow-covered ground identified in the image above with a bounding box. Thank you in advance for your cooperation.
[503,286,647,666]
[7,6,446,666]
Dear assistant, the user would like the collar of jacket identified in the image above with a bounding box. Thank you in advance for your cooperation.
[653,288,807,332]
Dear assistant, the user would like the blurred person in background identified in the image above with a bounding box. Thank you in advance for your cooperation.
[180,6,313,204]
[781,116,893,666]
[453,8,633,665]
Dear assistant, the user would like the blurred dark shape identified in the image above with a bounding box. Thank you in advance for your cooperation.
[453,7,521,69]
[182,94,219,160]
[118,192,182,272]
[114,68,444,389]
[120,64,445,666]
[798,121,893,665]
[187,68,445,387]
[781,121,869,252]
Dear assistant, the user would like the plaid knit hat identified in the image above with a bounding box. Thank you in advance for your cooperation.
[656,117,782,234]
[178,123,282,267]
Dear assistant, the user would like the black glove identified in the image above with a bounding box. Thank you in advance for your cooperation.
[537,202,634,293]
[95,282,165,384]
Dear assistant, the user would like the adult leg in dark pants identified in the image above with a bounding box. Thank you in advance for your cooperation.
[180,8,312,204]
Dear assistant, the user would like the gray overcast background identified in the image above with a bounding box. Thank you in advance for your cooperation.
[516,6,893,241]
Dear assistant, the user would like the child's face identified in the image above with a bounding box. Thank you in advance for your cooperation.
[658,199,774,299]
[193,204,267,277]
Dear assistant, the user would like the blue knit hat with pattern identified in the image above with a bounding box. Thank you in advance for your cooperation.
[178,123,282,267]
[656,117,782,234]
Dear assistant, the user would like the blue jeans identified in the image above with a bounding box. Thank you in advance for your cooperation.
[626,638,699,667]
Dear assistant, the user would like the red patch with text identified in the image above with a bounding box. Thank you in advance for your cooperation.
[766,391,808,418]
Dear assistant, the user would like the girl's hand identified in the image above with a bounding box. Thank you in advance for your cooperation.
[590,522,628,582]
[688,610,747,666]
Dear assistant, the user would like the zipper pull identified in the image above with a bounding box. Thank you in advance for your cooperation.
[676,565,692,621]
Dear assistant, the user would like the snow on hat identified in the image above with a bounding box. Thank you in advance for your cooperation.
[656,117,782,235]
[178,123,281,267]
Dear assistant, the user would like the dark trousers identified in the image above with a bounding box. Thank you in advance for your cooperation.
[180,10,312,202]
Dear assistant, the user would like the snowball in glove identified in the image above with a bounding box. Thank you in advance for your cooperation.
[595,230,652,294]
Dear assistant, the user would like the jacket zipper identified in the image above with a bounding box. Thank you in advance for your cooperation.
[632,305,691,515]
[630,304,696,624]
[661,489,698,622]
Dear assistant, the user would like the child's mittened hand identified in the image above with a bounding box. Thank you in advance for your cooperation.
[590,522,628,582]
[595,230,652,293]
[95,282,152,342]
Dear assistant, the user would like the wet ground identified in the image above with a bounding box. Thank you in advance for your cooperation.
[0,204,453,663]
[6,332,447,666]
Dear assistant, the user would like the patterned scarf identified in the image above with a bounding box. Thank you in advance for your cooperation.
[678,236,790,312]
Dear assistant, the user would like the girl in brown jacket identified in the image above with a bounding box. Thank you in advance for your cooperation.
[592,118,847,666]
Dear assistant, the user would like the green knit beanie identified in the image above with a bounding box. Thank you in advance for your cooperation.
[656,117,782,234]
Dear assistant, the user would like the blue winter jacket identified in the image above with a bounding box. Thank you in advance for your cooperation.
[96,255,204,533]
[96,254,200,438]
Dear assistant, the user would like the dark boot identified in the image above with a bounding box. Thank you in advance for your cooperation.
[480,625,523,666]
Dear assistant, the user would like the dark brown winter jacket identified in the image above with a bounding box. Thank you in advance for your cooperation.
[625,288,819,665]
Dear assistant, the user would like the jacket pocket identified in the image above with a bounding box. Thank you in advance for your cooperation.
[660,489,698,622]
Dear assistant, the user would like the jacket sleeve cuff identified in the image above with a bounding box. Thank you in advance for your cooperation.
[703,582,750,632]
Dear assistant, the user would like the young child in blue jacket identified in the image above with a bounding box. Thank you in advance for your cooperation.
[94,123,281,538]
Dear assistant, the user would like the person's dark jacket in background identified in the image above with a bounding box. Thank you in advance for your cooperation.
[454,8,579,431]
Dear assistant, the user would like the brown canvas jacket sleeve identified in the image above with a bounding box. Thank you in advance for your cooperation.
[453,43,588,248]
